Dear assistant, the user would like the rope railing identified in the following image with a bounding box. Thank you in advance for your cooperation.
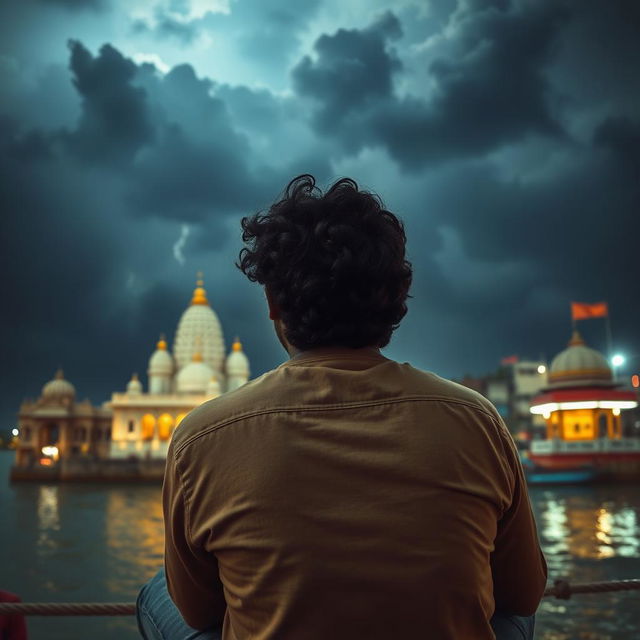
[543,578,640,600]
[1,579,639,616]
[0,602,136,616]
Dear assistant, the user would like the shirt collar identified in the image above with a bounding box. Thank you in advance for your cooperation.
[285,346,386,366]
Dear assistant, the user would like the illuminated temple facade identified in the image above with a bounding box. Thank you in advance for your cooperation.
[528,330,639,474]
[110,275,250,459]
[13,276,250,468]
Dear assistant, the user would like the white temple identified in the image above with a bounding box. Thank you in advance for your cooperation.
[109,274,250,459]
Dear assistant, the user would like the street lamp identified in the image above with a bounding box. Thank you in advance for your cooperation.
[611,354,625,368]
[611,354,625,380]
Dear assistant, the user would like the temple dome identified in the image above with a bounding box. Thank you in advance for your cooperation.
[548,330,613,389]
[42,369,76,400]
[127,373,142,395]
[176,352,213,394]
[173,275,225,373]
[207,374,221,397]
[148,336,174,376]
[225,338,250,378]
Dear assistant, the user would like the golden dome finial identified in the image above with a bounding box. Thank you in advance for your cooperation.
[569,330,585,347]
[232,336,242,352]
[191,272,209,306]
[157,333,168,350]
[55,368,64,380]
[131,373,139,381]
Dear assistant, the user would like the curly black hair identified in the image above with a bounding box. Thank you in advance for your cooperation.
[237,175,412,350]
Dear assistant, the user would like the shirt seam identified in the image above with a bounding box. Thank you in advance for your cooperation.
[282,354,388,366]
[173,395,500,457]
[173,450,195,541]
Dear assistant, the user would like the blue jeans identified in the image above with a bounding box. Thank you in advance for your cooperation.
[137,569,222,640]
[137,569,535,639]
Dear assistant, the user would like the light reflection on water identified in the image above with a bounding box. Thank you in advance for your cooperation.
[1,453,640,639]
[36,486,61,556]
[104,489,164,596]
[531,486,640,639]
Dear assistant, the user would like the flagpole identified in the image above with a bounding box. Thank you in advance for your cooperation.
[605,313,613,367]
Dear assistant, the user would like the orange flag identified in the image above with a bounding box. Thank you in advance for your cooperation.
[571,301,608,321]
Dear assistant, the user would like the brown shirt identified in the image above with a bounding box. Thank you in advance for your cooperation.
[163,348,547,639]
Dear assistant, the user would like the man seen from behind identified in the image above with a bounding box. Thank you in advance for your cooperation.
[137,175,547,640]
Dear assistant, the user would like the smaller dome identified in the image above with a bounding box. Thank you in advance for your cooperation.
[207,374,221,397]
[42,369,76,400]
[548,330,613,388]
[127,373,143,395]
[176,353,213,394]
[148,335,174,376]
[226,338,250,377]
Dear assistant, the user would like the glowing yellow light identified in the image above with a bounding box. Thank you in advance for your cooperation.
[158,414,174,441]
[141,414,156,440]
[41,446,59,457]
[531,400,637,414]
[537,365,546,374]
[613,408,621,416]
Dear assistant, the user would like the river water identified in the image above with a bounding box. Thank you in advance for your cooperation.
[1,451,639,639]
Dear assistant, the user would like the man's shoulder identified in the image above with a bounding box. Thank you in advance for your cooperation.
[170,366,286,452]
[170,358,504,454]
[397,363,501,420]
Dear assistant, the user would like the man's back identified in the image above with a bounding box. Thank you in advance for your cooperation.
[164,348,547,640]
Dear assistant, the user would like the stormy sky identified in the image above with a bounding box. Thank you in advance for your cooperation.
[1,0,639,431]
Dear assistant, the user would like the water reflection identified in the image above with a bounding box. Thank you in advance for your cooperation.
[37,486,60,530]
[105,488,164,595]
[536,489,640,565]
[36,485,60,555]
[531,486,640,640]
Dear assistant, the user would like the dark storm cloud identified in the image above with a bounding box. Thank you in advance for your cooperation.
[294,2,566,168]
[378,1,567,168]
[593,116,640,170]
[56,42,268,220]
[292,12,402,147]
[64,41,154,165]
[129,123,257,220]
[128,62,265,219]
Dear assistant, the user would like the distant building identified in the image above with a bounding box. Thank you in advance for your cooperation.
[13,275,251,472]
[15,369,111,467]
[457,359,548,435]
[511,361,548,434]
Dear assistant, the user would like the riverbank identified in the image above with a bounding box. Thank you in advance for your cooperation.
[9,457,165,483]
